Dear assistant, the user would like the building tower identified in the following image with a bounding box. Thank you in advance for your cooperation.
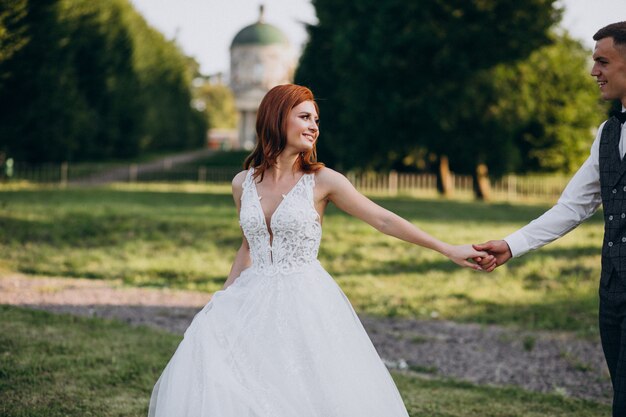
[230,5,294,149]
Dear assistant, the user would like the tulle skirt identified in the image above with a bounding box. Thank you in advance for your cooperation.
[148,261,409,417]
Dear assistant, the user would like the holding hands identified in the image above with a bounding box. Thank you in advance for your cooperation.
[441,244,496,271]
[472,240,513,272]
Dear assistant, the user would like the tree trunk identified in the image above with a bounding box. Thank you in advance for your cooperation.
[473,163,491,201]
[437,155,453,197]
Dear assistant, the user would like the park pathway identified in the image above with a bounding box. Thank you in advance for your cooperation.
[0,272,611,404]
[70,148,216,185]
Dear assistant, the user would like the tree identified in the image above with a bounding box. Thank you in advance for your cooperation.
[193,82,237,130]
[125,8,206,153]
[296,0,568,197]
[447,33,605,182]
[0,0,206,163]
[512,35,606,173]
[0,0,29,64]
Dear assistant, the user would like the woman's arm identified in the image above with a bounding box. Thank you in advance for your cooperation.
[223,239,251,289]
[222,171,253,289]
[317,168,492,270]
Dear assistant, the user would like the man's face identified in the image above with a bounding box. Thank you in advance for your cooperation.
[591,37,626,106]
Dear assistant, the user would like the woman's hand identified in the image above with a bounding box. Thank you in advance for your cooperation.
[441,244,494,271]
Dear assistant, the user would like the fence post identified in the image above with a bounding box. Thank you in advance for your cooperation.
[129,164,138,182]
[347,172,355,188]
[198,166,207,183]
[508,175,516,200]
[389,170,398,196]
[60,162,68,187]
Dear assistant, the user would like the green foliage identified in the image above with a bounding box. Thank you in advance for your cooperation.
[512,35,603,173]
[0,0,206,163]
[0,0,29,63]
[125,11,206,153]
[0,305,609,416]
[448,34,606,175]
[194,82,238,130]
[190,150,250,167]
[296,0,602,176]
[0,185,604,336]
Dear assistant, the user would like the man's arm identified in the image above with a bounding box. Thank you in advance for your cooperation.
[475,124,605,268]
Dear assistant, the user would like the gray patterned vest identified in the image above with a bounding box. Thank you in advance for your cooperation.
[599,117,626,284]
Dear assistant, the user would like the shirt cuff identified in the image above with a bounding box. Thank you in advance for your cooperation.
[503,231,531,258]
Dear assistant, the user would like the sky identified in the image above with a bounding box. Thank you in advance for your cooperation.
[129,0,626,75]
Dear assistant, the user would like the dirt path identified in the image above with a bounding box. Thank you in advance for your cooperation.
[0,272,611,404]
[70,148,216,184]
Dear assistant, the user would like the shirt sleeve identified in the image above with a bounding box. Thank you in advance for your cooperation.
[503,123,605,257]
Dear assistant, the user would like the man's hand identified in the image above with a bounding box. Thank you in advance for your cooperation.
[472,240,512,272]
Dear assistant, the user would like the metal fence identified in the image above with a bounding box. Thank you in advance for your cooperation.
[4,162,571,201]
[347,171,570,201]
[5,162,241,185]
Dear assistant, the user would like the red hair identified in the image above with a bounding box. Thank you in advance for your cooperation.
[243,84,324,180]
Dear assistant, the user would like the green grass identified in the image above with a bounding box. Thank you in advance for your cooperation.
[395,373,609,416]
[0,305,609,417]
[0,183,604,335]
[0,305,180,417]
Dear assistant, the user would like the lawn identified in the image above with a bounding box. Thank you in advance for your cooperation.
[0,183,604,336]
[0,305,609,417]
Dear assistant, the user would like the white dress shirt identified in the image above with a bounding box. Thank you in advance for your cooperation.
[504,108,626,257]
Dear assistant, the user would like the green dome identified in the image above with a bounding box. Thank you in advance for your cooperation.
[231,22,289,47]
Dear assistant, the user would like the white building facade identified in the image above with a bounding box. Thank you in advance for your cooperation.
[230,7,295,149]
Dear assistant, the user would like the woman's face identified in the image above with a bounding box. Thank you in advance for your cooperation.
[285,100,319,152]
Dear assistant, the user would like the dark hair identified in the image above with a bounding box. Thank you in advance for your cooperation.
[593,21,626,46]
[243,84,324,180]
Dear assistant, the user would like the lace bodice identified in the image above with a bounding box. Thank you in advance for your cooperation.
[239,168,322,275]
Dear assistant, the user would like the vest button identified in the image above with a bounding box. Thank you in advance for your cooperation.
[610,215,614,220]
[622,237,626,243]
[613,189,618,194]
[609,241,614,247]
[623,186,626,192]
[622,213,625,218]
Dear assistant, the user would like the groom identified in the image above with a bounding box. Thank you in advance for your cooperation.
[474,21,626,416]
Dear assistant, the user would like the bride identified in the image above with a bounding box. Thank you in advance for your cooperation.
[148,84,492,416]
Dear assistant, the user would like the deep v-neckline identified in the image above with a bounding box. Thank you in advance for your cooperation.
[251,171,307,240]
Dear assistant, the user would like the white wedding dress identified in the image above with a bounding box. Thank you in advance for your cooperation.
[148,168,409,417]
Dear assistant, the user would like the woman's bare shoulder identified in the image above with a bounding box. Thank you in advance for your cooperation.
[232,170,249,190]
[315,167,345,182]
[314,166,349,185]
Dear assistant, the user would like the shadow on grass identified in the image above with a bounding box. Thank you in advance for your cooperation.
[362,196,605,225]
[324,244,602,277]
[1,187,605,225]
[508,246,601,268]
[0,212,241,248]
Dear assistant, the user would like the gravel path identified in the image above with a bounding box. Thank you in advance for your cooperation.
[0,272,611,404]
[70,148,216,184]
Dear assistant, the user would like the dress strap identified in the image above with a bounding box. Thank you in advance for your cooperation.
[242,167,255,190]
[302,172,316,203]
